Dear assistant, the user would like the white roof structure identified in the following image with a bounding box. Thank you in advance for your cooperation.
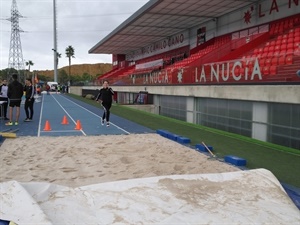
[89,0,259,55]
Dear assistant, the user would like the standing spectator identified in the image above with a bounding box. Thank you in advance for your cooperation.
[46,84,50,95]
[61,84,66,94]
[0,79,9,120]
[6,74,24,126]
[24,78,35,122]
[95,80,114,127]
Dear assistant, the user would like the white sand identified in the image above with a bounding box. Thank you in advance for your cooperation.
[0,134,239,188]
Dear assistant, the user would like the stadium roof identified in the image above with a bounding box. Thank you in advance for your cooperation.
[89,0,259,55]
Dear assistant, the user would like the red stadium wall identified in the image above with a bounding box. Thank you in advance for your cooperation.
[99,14,300,86]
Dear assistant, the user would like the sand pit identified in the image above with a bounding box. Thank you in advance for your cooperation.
[0,134,239,187]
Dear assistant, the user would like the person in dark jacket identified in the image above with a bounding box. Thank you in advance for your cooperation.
[95,80,114,127]
[24,78,35,121]
[6,74,24,126]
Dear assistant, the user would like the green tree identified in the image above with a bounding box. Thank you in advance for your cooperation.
[58,69,68,84]
[82,72,91,81]
[65,45,75,82]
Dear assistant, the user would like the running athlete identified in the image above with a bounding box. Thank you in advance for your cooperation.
[95,80,114,127]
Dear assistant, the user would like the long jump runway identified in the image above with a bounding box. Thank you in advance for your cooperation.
[0,93,153,137]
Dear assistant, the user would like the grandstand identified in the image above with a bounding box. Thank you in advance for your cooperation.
[87,0,300,149]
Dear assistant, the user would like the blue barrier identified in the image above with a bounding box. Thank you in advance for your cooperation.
[177,136,191,144]
[195,143,213,152]
[224,155,247,166]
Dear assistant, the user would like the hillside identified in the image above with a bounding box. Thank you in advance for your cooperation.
[36,63,112,78]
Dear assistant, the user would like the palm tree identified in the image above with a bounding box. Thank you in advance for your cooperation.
[56,52,62,67]
[65,45,75,83]
[25,60,34,80]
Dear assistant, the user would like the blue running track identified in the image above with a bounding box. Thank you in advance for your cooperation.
[0,93,153,136]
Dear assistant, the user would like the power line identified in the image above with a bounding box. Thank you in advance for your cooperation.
[0,12,135,20]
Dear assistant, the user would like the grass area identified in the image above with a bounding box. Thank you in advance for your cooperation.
[70,94,300,187]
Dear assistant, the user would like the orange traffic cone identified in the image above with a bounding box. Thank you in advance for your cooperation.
[43,120,52,131]
[61,115,69,125]
[74,120,82,130]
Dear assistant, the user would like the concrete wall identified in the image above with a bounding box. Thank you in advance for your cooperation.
[125,104,159,114]
[78,85,300,104]
[69,86,82,96]
[107,85,300,104]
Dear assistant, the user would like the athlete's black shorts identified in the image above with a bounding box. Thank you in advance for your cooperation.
[9,100,21,107]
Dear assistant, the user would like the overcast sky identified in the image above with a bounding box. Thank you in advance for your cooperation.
[0,0,148,70]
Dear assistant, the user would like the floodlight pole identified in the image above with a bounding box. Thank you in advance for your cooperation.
[53,0,58,82]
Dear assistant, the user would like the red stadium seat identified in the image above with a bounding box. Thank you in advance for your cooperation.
[267,52,274,58]
[281,34,288,40]
[274,45,281,51]
[262,66,270,75]
[271,57,278,65]
[285,55,293,64]
[280,44,287,51]
[270,66,277,75]
[273,50,280,56]
[253,48,259,54]
[281,39,287,44]
[268,46,275,52]
[265,58,272,66]
[261,52,268,58]
[258,58,264,66]
[280,50,287,55]
[255,53,262,58]
[275,40,282,46]
[269,40,276,46]
[287,34,294,40]
[286,49,294,55]
[278,56,286,65]
[287,38,294,44]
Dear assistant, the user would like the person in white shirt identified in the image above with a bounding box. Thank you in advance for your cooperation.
[0,79,9,120]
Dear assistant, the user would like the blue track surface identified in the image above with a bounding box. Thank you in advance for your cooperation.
[0,93,153,136]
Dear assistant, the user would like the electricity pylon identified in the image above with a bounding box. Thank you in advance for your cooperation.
[7,0,25,81]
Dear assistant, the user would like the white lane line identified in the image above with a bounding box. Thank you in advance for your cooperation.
[37,94,45,137]
[60,95,130,135]
[51,94,87,136]
[40,130,81,133]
